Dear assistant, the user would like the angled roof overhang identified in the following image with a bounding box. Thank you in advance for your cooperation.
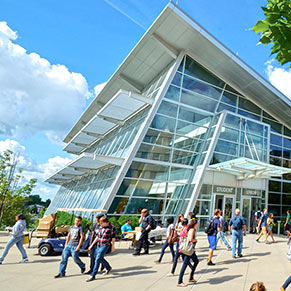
[209,157,291,180]
[64,90,152,154]
[63,2,290,144]
[45,153,124,185]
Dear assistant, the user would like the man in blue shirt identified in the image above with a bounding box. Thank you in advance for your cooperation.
[228,209,246,258]
[256,208,268,244]
[121,219,132,238]
[207,209,221,266]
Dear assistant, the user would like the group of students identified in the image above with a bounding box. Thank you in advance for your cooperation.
[1,210,291,289]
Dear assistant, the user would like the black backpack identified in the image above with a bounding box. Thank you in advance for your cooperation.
[205,217,215,235]
[150,217,157,230]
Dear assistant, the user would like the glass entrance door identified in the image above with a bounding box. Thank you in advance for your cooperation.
[224,196,234,223]
[214,195,234,223]
[242,198,251,231]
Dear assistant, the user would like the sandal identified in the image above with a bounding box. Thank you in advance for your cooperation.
[177,283,188,287]
[166,273,174,277]
[189,279,197,283]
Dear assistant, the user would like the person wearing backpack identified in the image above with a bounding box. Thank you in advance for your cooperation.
[133,209,155,256]
[154,217,175,264]
[256,208,269,244]
[216,210,231,250]
[228,209,246,258]
[206,209,221,266]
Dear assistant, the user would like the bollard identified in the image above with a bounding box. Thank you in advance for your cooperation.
[277,221,281,236]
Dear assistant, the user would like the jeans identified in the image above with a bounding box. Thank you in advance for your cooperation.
[0,235,27,262]
[217,231,231,248]
[171,250,192,274]
[59,245,85,275]
[232,230,243,257]
[89,245,96,271]
[158,239,175,262]
[178,252,199,284]
[91,245,111,277]
[136,230,149,254]
[283,275,291,289]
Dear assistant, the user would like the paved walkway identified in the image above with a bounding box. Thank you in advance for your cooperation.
[0,232,290,291]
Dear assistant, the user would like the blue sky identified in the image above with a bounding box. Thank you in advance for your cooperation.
[0,0,290,200]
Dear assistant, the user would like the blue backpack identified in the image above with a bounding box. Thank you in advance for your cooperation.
[232,216,242,230]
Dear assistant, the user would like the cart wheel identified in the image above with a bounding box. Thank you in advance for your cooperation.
[39,243,52,256]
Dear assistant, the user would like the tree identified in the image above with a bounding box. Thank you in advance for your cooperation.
[0,150,37,226]
[253,0,291,67]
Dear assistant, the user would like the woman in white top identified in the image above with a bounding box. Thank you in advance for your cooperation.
[154,217,175,263]
[0,214,28,264]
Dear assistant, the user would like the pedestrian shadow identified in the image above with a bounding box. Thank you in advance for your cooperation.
[198,274,243,285]
[216,258,256,265]
[112,266,152,272]
[196,267,229,275]
[1,258,60,265]
[244,252,271,257]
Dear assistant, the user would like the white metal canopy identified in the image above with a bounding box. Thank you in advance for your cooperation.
[209,157,291,180]
[45,153,124,184]
[64,90,152,154]
[98,89,153,121]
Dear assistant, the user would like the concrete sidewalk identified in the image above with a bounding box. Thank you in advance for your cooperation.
[0,233,289,291]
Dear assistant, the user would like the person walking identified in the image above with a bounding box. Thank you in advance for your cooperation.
[228,209,246,258]
[266,213,276,243]
[256,208,268,244]
[175,214,184,252]
[167,218,190,277]
[55,216,86,278]
[206,209,221,266]
[86,216,116,282]
[177,219,199,287]
[154,217,175,264]
[255,208,262,234]
[133,209,155,256]
[0,214,28,264]
[85,213,104,275]
[216,210,231,250]
[284,210,291,237]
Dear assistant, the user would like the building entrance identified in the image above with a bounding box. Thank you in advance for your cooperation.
[214,194,234,223]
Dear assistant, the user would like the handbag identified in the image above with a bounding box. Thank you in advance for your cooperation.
[168,228,179,244]
[179,231,194,256]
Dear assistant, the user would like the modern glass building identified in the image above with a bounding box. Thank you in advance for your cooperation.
[46,3,291,231]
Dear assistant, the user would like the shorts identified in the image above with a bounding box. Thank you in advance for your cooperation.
[208,235,217,250]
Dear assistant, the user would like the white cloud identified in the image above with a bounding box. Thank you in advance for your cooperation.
[0,21,90,143]
[94,82,106,97]
[0,139,71,200]
[266,62,291,99]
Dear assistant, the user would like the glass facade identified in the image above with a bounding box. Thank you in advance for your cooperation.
[47,54,291,227]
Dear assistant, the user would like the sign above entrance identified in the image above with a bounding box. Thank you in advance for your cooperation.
[243,189,261,197]
[214,185,235,195]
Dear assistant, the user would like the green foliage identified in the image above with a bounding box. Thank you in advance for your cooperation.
[253,0,291,67]
[55,211,91,232]
[108,215,140,237]
[0,150,37,227]
[27,195,51,208]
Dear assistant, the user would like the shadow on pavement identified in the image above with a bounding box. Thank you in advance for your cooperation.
[196,267,229,275]
[198,274,243,285]
[244,252,271,257]
[216,258,257,265]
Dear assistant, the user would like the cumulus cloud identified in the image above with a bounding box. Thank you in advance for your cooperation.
[0,139,71,200]
[0,21,90,143]
[266,62,291,99]
[94,82,106,97]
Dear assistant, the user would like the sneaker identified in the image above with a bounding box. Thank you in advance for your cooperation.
[85,270,92,275]
[81,267,86,274]
[280,286,284,291]
[238,254,243,258]
[86,276,95,282]
[103,267,112,276]
[132,252,140,256]
[19,258,29,263]
[54,273,65,278]
[207,261,215,266]
[227,247,231,251]
[141,251,149,255]
[232,256,236,259]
